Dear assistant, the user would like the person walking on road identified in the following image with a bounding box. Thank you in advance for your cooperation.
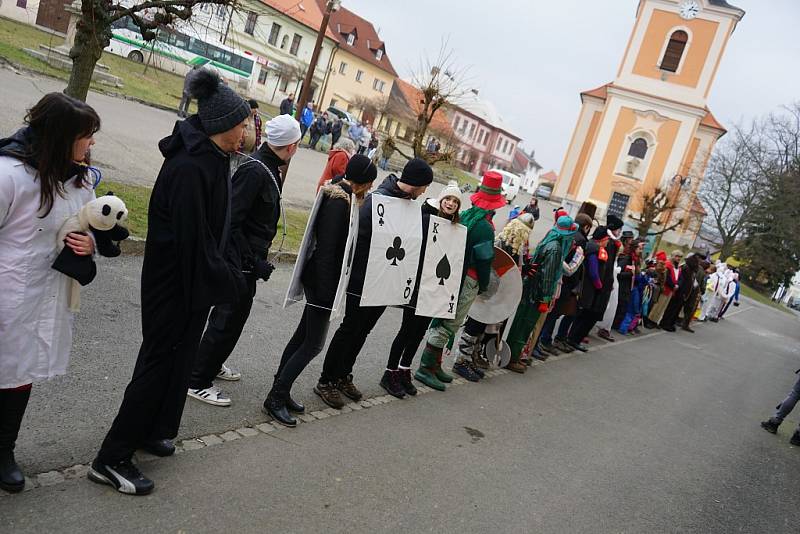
[177,65,200,118]
[0,93,101,493]
[659,252,700,332]
[90,69,251,496]
[330,118,343,146]
[187,114,301,408]
[314,159,433,409]
[761,370,800,446]
[265,155,378,426]
[380,182,462,399]
[279,93,295,115]
[523,197,540,221]
[299,102,314,141]
[309,111,330,150]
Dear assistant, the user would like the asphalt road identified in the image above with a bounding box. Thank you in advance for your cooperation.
[3,291,800,533]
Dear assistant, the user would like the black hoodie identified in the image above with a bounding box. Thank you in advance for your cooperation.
[141,115,244,343]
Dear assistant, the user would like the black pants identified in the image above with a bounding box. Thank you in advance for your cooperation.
[275,305,331,388]
[387,307,431,370]
[659,294,686,330]
[568,309,597,344]
[189,274,257,390]
[98,309,209,464]
[320,293,385,383]
[331,132,341,146]
[309,133,322,149]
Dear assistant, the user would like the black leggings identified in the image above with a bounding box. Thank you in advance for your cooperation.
[275,305,331,388]
[386,307,432,370]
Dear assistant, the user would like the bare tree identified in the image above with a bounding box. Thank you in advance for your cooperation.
[385,40,470,166]
[65,0,233,101]
[698,125,766,260]
[350,94,388,124]
[629,185,684,237]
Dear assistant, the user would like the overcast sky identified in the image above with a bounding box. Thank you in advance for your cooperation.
[341,0,800,172]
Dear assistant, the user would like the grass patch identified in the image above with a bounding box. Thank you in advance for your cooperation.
[0,17,279,115]
[102,179,307,254]
[739,283,791,314]
[434,163,479,189]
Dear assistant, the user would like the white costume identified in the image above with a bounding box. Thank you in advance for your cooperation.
[0,156,94,388]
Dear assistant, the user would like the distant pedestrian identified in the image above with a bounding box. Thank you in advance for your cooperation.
[317,138,355,191]
[348,120,364,147]
[309,111,329,150]
[177,65,200,117]
[0,93,101,493]
[90,69,252,495]
[761,370,800,446]
[659,252,700,332]
[299,102,314,140]
[523,197,540,221]
[264,155,377,427]
[330,118,343,146]
[280,93,295,115]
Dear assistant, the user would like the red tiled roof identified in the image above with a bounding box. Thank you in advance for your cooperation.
[691,197,707,215]
[700,108,727,134]
[260,0,337,39]
[320,2,398,77]
[581,83,610,100]
[391,78,453,136]
[540,170,558,184]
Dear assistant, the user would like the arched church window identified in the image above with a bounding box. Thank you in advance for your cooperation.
[628,137,649,159]
[660,30,688,73]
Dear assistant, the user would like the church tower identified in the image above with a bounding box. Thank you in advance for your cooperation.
[553,0,744,245]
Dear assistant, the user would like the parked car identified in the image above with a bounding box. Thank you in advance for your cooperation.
[490,169,521,204]
[327,106,356,124]
[535,183,554,200]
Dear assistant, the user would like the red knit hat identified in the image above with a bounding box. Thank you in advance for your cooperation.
[553,207,569,222]
[470,171,506,211]
[655,251,667,262]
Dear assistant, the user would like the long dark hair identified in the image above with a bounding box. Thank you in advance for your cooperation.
[23,93,101,215]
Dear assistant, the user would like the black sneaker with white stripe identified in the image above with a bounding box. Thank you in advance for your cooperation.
[88,458,154,495]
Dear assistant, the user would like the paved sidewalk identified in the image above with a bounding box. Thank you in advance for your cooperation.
[3,301,800,533]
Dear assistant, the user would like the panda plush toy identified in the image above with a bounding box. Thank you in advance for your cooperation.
[52,192,130,311]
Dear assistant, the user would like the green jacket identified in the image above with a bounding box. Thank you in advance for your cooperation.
[526,239,562,304]
[465,216,495,292]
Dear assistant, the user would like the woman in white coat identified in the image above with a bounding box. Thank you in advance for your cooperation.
[0,93,100,492]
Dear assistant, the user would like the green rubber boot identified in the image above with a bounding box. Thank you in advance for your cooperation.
[434,352,454,383]
[414,343,446,391]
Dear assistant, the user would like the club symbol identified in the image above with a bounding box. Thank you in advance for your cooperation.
[436,254,451,285]
[386,236,405,266]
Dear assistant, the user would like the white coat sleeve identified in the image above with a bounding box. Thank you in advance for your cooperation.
[0,169,16,229]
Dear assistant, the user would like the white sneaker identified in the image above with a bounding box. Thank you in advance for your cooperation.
[216,364,241,381]
[187,386,231,407]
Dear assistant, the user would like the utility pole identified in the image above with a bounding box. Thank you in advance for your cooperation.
[295,0,340,122]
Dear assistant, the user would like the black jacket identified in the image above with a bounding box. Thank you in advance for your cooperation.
[279,98,293,115]
[561,229,588,294]
[347,174,412,297]
[301,182,353,308]
[141,116,244,347]
[229,144,283,269]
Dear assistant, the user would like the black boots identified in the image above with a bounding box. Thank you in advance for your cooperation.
[0,387,31,493]
[264,381,297,428]
[761,418,781,434]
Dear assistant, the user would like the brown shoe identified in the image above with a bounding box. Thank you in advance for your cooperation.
[337,374,363,401]
[505,361,527,374]
[313,381,345,409]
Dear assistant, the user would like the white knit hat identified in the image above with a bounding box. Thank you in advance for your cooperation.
[437,180,462,205]
[266,114,301,146]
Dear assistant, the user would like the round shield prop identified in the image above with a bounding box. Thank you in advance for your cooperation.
[484,339,512,368]
[468,247,523,324]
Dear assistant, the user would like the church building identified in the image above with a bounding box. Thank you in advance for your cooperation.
[552,0,744,245]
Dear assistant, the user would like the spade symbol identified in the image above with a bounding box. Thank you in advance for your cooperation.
[386,236,405,266]
[436,254,451,285]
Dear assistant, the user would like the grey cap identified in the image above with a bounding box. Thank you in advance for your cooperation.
[188,69,251,135]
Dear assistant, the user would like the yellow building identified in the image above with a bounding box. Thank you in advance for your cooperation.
[553,0,744,245]
[318,3,398,124]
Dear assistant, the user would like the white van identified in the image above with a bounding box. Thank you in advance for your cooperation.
[490,169,521,204]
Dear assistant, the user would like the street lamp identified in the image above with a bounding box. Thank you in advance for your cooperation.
[295,0,340,122]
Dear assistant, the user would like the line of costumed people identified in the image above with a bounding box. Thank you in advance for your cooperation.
[0,70,743,497]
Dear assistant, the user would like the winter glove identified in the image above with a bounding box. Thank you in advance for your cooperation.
[253,258,275,282]
[537,302,549,313]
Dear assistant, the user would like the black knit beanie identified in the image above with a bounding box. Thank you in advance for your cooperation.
[345,154,378,184]
[399,158,434,187]
[189,69,251,135]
